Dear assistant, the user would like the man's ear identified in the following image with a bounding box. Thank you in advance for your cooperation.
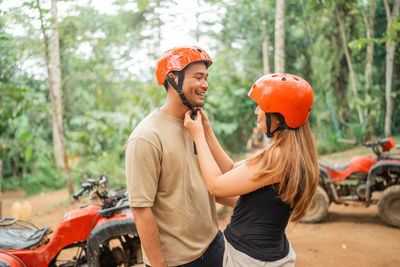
[168,72,179,84]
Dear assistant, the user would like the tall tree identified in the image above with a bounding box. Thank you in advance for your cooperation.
[260,0,271,74]
[335,2,364,124]
[36,0,73,194]
[274,0,285,72]
[362,0,377,138]
[384,0,400,137]
[364,0,376,105]
[0,153,2,216]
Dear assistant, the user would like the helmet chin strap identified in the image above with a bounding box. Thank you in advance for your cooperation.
[265,113,288,138]
[166,72,199,155]
[166,72,198,119]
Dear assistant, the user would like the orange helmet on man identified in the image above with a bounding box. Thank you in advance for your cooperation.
[156,46,212,86]
[155,46,212,113]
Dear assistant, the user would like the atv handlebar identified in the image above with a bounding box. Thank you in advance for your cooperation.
[363,137,395,158]
[363,138,390,148]
[73,188,86,200]
[73,175,109,200]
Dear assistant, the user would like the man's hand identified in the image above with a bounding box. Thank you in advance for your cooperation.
[131,207,168,267]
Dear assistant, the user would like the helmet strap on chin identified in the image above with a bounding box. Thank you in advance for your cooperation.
[265,113,289,138]
[166,71,199,155]
[166,72,196,116]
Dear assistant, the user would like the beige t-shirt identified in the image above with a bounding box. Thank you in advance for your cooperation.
[125,108,219,266]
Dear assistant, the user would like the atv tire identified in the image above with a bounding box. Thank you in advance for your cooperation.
[301,186,329,223]
[378,185,400,228]
[87,218,142,267]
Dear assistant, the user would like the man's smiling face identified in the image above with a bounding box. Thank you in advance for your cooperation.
[181,61,209,108]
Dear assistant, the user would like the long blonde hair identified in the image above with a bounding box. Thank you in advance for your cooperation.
[247,121,319,221]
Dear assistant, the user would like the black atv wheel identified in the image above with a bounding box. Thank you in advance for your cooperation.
[87,218,143,267]
[378,185,400,228]
[301,186,329,223]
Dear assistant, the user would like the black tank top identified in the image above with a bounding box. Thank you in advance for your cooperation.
[224,184,292,261]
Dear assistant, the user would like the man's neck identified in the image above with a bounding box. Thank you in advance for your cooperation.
[160,102,189,120]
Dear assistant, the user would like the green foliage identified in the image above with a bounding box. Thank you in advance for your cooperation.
[1,0,400,195]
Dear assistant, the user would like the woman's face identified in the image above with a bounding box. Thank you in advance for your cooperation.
[255,105,267,133]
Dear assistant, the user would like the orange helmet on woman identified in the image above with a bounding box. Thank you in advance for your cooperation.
[155,46,212,112]
[248,73,313,137]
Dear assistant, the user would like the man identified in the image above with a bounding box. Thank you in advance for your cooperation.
[125,46,236,267]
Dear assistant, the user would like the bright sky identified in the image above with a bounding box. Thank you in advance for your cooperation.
[78,0,216,52]
[0,0,221,79]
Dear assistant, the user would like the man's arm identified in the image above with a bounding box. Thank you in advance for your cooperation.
[131,207,167,267]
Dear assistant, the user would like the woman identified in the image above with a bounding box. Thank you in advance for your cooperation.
[184,73,319,266]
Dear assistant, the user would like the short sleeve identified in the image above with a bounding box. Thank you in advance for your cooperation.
[125,137,161,207]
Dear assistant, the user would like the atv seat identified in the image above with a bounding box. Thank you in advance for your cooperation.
[319,160,350,171]
[0,217,50,250]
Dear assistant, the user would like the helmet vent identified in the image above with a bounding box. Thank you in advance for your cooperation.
[294,77,299,81]
[272,74,278,77]
[197,48,202,53]
[282,77,287,81]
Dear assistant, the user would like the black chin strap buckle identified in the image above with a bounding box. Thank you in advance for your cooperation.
[265,113,288,138]
[266,132,274,138]
[191,109,199,155]
[190,109,198,120]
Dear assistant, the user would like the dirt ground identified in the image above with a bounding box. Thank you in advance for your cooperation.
[2,189,399,267]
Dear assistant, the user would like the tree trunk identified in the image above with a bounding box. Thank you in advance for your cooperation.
[274,0,285,73]
[364,0,376,102]
[195,0,201,42]
[384,0,400,137]
[49,0,64,170]
[13,152,19,181]
[260,0,270,74]
[36,0,74,194]
[335,3,364,124]
[0,158,2,217]
[363,0,376,138]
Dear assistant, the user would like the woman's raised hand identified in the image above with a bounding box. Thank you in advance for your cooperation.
[184,110,205,141]
[198,108,211,132]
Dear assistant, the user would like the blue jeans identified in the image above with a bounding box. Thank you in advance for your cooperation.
[145,230,225,267]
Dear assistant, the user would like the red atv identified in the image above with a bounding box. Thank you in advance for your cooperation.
[0,175,143,266]
[302,138,400,227]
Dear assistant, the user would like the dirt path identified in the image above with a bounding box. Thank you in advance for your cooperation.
[218,203,400,267]
[2,189,400,267]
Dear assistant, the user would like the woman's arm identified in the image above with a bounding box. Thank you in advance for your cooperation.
[216,196,238,207]
[185,111,277,197]
[199,109,234,173]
